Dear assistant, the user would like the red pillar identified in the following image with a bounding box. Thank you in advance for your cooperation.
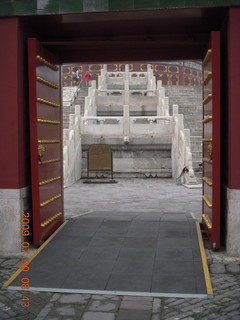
[223,8,240,256]
[227,8,240,189]
[0,18,30,189]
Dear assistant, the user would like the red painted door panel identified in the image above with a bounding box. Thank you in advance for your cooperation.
[28,38,64,245]
[202,32,221,249]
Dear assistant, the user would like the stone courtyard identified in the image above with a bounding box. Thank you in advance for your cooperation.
[1,179,240,320]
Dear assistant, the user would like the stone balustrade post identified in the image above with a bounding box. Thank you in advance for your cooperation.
[157,80,162,90]
[152,76,157,90]
[164,97,169,116]
[74,105,81,138]
[123,104,130,138]
[124,90,130,105]
[160,86,165,98]
[147,64,153,90]
[178,113,184,131]
[124,64,129,92]
[91,80,96,89]
[157,91,162,116]
[84,96,91,116]
[103,64,107,73]
[99,65,107,89]
[124,64,129,80]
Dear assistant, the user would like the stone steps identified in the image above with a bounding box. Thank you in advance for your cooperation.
[63,87,89,128]
[63,84,203,179]
[165,86,202,175]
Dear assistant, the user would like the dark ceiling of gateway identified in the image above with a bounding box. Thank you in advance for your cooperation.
[20,7,228,63]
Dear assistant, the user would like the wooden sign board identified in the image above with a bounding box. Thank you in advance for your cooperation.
[88,144,112,171]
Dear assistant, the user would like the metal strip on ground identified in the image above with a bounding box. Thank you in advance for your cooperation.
[2,220,69,288]
[5,286,211,299]
[195,220,213,295]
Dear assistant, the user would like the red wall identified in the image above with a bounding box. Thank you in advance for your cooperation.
[0,18,30,188]
[227,8,240,189]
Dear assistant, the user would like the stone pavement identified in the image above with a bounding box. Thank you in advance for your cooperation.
[1,179,240,320]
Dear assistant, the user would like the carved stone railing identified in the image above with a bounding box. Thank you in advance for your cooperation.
[80,116,123,137]
[85,85,169,117]
[80,115,173,138]
[64,108,197,185]
[171,104,198,185]
[63,65,197,186]
[98,64,156,90]
[63,105,82,187]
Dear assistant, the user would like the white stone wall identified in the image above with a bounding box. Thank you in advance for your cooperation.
[0,187,30,255]
[226,187,240,257]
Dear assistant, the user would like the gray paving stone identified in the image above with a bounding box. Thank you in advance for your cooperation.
[82,311,115,320]
[226,263,240,274]
[209,263,226,274]
[152,298,161,314]
[120,297,153,311]
[122,296,153,302]
[1,179,240,320]
[88,300,119,312]
[0,309,9,319]
[59,293,90,304]
[35,303,53,320]
[117,309,152,320]
[55,306,76,316]
[50,293,61,302]
[91,294,121,301]
[1,259,20,267]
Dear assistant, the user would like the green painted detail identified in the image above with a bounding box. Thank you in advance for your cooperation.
[135,0,160,9]
[0,0,37,16]
[60,0,83,14]
[83,0,108,12]
[159,0,185,8]
[109,0,134,10]
[0,0,239,17]
[185,0,239,6]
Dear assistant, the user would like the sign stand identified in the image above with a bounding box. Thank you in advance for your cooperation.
[84,144,117,183]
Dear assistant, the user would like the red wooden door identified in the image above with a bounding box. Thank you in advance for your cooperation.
[28,38,64,245]
[202,32,221,249]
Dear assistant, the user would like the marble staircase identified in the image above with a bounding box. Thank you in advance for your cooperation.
[63,87,88,129]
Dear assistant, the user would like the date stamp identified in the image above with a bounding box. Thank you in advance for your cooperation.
[20,212,31,308]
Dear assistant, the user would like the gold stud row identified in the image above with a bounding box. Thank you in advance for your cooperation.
[37,77,59,89]
[39,158,60,165]
[202,195,212,208]
[202,116,212,124]
[203,157,212,164]
[202,213,212,230]
[37,119,60,125]
[38,140,60,144]
[39,176,61,186]
[41,212,62,228]
[203,94,212,105]
[36,55,59,71]
[202,138,212,142]
[202,176,213,187]
[37,98,60,108]
[202,72,212,86]
[40,194,61,207]
[202,49,212,66]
